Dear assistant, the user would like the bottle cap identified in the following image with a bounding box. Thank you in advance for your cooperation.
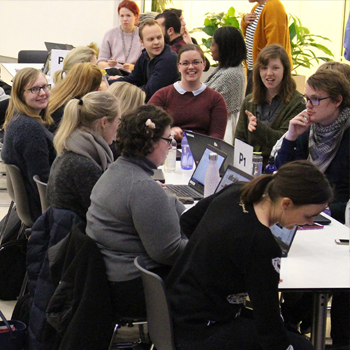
[209,152,218,161]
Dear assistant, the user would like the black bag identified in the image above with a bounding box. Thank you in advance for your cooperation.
[11,294,32,328]
[0,203,22,245]
[0,309,26,350]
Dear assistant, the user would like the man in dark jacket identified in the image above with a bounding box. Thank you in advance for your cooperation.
[115,19,178,102]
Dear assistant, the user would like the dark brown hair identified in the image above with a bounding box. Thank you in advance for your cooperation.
[177,44,205,64]
[116,104,172,157]
[252,44,295,104]
[240,160,333,206]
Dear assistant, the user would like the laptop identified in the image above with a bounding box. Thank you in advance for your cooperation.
[165,145,227,200]
[215,165,254,193]
[313,213,331,225]
[184,130,234,175]
[45,42,74,51]
[270,224,298,257]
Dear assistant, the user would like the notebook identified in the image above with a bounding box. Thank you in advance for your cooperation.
[215,165,253,193]
[184,130,234,175]
[270,224,298,257]
[165,145,227,200]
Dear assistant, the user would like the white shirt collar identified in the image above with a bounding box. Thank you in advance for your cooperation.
[174,81,207,96]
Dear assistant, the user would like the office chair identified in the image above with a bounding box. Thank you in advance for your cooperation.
[134,257,176,350]
[5,164,33,228]
[33,175,49,213]
[18,50,48,64]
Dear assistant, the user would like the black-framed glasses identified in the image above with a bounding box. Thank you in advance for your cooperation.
[25,84,51,94]
[160,137,173,145]
[178,60,203,67]
[301,95,330,106]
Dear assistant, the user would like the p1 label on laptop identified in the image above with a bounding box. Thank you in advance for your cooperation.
[234,139,253,175]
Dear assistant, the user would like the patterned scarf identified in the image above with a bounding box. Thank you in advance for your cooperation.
[308,107,350,173]
[64,128,113,172]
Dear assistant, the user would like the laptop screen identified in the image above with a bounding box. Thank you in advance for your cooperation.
[270,224,298,256]
[215,165,253,193]
[191,146,226,186]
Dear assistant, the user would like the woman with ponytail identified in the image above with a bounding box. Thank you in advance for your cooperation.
[166,160,333,350]
[47,91,120,220]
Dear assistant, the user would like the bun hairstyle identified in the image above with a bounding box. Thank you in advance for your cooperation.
[240,160,333,206]
[116,104,172,157]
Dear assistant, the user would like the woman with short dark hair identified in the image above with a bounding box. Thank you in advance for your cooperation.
[86,104,188,317]
[205,26,247,143]
[166,160,332,350]
[235,44,305,166]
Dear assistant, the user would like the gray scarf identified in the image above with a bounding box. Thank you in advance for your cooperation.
[64,128,113,172]
[308,107,350,173]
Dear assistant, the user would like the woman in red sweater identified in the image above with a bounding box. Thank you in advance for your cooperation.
[148,44,228,143]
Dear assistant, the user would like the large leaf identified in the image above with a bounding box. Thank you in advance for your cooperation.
[309,43,334,56]
[227,6,236,17]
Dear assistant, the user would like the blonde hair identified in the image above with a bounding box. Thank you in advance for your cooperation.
[54,91,120,155]
[53,46,97,84]
[4,68,53,129]
[107,82,145,116]
[48,62,102,116]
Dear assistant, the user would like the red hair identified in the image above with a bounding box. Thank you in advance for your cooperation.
[118,0,140,17]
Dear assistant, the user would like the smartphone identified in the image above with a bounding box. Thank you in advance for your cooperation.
[298,223,324,230]
[335,239,349,245]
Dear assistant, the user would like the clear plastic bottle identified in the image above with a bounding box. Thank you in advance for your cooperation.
[181,132,194,170]
[252,152,263,177]
[164,134,177,172]
[204,152,220,197]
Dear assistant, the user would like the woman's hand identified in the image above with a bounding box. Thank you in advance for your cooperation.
[244,13,257,24]
[171,127,184,141]
[245,110,257,132]
[285,110,312,141]
[108,59,118,67]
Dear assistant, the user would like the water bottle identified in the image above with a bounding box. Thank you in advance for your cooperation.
[204,152,220,197]
[252,152,263,177]
[181,132,194,170]
[265,156,277,174]
[164,134,177,173]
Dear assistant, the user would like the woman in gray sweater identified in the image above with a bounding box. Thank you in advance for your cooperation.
[86,104,188,318]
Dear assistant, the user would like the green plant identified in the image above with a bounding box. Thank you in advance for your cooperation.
[151,0,173,13]
[289,14,334,73]
[191,7,241,56]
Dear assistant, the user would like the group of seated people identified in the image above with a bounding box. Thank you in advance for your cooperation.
[0,1,349,349]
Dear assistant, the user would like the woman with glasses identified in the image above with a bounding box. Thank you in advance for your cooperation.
[2,68,56,221]
[149,44,227,143]
[48,62,103,132]
[276,69,350,348]
[205,26,247,144]
[235,44,305,167]
[86,104,188,318]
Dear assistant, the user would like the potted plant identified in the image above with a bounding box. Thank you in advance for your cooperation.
[151,0,173,13]
[191,7,241,63]
[289,14,334,92]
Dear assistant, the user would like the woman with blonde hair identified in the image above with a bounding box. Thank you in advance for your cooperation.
[107,81,145,116]
[2,68,56,221]
[48,62,102,131]
[52,46,97,84]
[47,91,120,220]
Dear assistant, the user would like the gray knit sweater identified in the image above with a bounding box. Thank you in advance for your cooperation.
[86,156,187,282]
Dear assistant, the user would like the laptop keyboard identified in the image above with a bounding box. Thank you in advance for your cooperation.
[166,185,203,199]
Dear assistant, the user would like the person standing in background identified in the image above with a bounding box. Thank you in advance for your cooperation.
[241,0,292,96]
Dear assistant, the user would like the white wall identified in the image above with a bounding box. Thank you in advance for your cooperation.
[1,0,348,79]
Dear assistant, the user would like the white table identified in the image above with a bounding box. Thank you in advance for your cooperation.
[0,63,44,85]
[162,163,350,350]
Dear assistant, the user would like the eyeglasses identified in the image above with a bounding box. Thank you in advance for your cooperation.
[178,60,203,67]
[160,137,173,145]
[301,95,330,106]
[25,84,51,94]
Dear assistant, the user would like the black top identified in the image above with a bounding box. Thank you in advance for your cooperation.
[166,184,291,350]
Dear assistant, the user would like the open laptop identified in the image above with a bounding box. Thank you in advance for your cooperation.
[184,130,234,175]
[270,224,298,257]
[45,42,74,51]
[165,145,227,200]
[215,165,253,193]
